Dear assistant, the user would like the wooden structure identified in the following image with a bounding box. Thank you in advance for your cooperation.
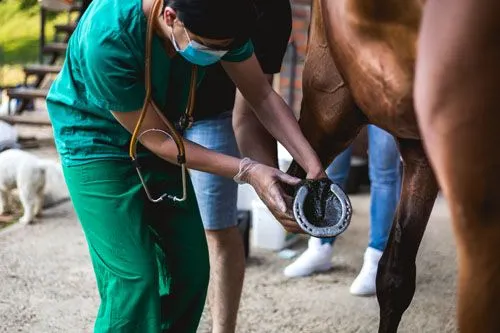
[5,0,82,115]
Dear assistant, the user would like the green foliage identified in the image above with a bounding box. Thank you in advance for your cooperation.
[19,0,39,10]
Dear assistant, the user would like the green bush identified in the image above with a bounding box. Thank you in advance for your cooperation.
[19,0,38,10]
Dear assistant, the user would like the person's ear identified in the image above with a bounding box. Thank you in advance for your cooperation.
[163,7,177,26]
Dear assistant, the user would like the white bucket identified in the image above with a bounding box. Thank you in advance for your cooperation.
[277,143,293,172]
[237,143,299,251]
[236,143,294,211]
[251,199,299,251]
[237,183,257,211]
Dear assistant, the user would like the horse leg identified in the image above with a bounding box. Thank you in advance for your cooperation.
[286,0,365,179]
[376,139,439,333]
[415,1,500,331]
[286,91,365,179]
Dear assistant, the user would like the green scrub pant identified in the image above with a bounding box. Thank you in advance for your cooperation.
[62,156,209,333]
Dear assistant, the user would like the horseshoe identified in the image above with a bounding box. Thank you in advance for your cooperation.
[292,180,352,238]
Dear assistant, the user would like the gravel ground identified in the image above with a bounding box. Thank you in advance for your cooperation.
[0,148,458,333]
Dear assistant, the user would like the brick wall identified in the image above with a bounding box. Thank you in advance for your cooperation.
[278,0,312,116]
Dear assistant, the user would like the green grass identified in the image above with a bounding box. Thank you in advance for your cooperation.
[0,0,76,86]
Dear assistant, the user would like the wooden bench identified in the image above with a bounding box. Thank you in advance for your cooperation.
[5,88,49,114]
[42,42,68,55]
[69,2,82,12]
[23,64,62,77]
[7,87,49,99]
[9,1,82,114]
[0,115,52,127]
[54,23,77,35]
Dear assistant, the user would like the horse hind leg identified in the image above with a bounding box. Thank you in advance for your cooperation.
[376,139,439,333]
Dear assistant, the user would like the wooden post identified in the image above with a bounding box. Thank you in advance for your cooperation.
[40,7,46,65]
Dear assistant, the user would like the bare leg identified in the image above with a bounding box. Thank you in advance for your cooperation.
[376,139,439,333]
[233,75,278,168]
[185,116,244,333]
[206,227,245,333]
[414,1,500,332]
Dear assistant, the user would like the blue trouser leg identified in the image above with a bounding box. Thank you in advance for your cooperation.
[366,125,402,251]
[320,146,353,245]
[320,125,402,249]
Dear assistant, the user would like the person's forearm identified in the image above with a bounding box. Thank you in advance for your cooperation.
[155,137,241,179]
[111,108,241,179]
[222,57,323,177]
[251,90,323,176]
[233,90,278,168]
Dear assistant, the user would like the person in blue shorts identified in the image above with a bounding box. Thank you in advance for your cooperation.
[184,0,292,331]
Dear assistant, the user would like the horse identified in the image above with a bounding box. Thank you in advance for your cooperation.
[286,0,500,332]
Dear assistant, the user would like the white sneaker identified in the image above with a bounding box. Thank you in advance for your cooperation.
[349,247,383,296]
[283,237,334,278]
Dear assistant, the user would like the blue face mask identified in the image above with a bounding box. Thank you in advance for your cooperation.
[172,28,228,66]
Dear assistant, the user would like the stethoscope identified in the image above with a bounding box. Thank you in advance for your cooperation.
[129,0,197,203]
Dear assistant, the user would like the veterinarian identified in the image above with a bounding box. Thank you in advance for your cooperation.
[45,0,324,332]
[184,0,292,331]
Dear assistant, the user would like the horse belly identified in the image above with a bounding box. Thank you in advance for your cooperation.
[347,54,421,139]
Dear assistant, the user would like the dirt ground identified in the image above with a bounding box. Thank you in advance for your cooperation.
[0,147,458,333]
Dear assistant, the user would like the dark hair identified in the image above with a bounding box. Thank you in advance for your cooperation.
[164,0,256,48]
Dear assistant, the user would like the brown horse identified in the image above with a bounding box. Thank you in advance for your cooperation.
[286,0,500,332]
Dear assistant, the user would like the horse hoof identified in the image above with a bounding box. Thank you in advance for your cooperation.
[292,178,352,238]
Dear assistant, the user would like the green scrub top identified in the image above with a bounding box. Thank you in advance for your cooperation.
[46,0,254,166]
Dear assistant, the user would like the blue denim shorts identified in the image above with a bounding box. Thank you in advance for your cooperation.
[184,111,240,230]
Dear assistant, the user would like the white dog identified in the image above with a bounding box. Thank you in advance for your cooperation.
[0,149,69,224]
